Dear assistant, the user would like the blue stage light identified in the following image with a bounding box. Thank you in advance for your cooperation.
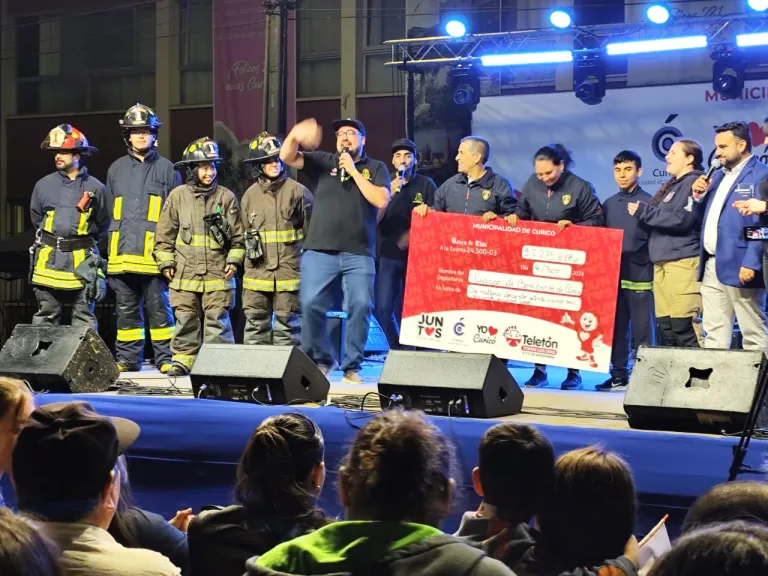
[748,0,768,12]
[549,10,572,29]
[445,20,467,38]
[647,5,670,24]
[606,35,707,56]
[481,51,573,67]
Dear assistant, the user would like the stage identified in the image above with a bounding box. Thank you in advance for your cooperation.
[8,358,767,539]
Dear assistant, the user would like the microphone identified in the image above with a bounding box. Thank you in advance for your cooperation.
[340,146,350,179]
[397,165,406,176]
[704,158,721,181]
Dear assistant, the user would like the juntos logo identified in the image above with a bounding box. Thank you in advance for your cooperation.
[417,314,443,338]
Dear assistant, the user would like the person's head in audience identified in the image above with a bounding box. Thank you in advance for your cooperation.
[339,408,456,526]
[11,401,140,529]
[0,508,61,576]
[648,521,768,576]
[0,377,35,478]
[235,412,326,523]
[538,446,636,568]
[108,455,141,547]
[682,481,768,533]
[473,423,555,524]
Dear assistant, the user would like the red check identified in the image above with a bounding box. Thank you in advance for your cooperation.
[401,212,624,372]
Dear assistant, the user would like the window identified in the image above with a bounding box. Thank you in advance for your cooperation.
[574,0,624,26]
[360,0,405,94]
[297,0,341,98]
[179,0,213,105]
[15,16,40,79]
[366,0,405,46]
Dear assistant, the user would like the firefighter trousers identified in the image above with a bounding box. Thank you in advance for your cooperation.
[169,288,235,370]
[243,288,300,346]
[109,274,175,370]
[32,286,97,329]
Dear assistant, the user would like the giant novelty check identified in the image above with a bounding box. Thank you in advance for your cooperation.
[400,212,624,372]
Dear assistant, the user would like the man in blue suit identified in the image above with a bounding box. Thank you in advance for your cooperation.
[691,121,768,351]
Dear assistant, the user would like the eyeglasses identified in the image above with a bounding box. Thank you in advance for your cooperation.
[336,130,360,138]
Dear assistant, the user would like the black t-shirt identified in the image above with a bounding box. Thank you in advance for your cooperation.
[301,151,390,257]
[378,173,437,260]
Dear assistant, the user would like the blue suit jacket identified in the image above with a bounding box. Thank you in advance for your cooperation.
[698,156,768,288]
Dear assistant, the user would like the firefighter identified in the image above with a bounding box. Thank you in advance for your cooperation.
[153,137,245,376]
[241,132,313,345]
[29,125,110,328]
[106,103,181,373]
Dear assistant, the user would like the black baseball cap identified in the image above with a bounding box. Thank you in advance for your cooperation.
[12,401,140,511]
[392,138,417,154]
[332,118,366,137]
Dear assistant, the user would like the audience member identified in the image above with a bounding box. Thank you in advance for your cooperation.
[12,401,181,576]
[109,455,190,574]
[0,377,35,507]
[681,480,768,533]
[189,412,330,576]
[647,521,768,576]
[0,507,61,576]
[248,409,515,576]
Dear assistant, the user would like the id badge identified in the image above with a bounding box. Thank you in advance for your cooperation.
[735,183,754,198]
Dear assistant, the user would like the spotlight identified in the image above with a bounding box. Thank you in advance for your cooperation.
[573,50,606,105]
[550,10,572,29]
[748,0,768,12]
[647,5,670,24]
[451,70,480,111]
[445,19,467,37]
[712,51,745,100]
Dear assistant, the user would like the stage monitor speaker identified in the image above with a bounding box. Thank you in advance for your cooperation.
[0,324,118,394]
[190,344,330,405]
[624,346,767,434]
[377,351,523,418]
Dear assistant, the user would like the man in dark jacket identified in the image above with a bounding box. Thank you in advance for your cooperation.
[414,136,517,219]
[597,151,654,392]
[106,104,180,373]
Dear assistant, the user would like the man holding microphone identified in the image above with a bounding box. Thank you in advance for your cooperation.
[280,118,390,384]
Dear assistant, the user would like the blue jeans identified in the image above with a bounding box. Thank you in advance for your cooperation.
[300,250,375,373]
[374,257,407,349]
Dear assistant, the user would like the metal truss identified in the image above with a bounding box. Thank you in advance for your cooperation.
[383,14,768,69]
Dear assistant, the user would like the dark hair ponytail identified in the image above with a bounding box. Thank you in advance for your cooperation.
[651,139,703,205]
[534,144,573,170]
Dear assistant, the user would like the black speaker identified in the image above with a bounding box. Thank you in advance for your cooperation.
[377,351,523,418]
[624,346,767,433]
[0,324,118,394]
[190,344,330,405]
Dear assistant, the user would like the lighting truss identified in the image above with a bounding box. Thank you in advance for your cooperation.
[383,14,768,69]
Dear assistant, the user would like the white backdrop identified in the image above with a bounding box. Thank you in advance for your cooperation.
[472,81,768,201]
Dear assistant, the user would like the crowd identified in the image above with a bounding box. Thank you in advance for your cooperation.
[0,376,766,576]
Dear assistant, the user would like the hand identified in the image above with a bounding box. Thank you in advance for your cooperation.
[414,204,429,217]
[627,201,639,216]
[624,535,640,568]
[338,152,356,176]
[691,175,709,198]
[169,508,194,533]
[162,267,175,282]
[557,220,572,231]
[505,214,518,227]
[733,198,768,216]
[292,118,322,150]
[391,177,403,193]
[740,267,756,284]
[482,212,497,222]
[397,230,410,250]
[224,264,237,280]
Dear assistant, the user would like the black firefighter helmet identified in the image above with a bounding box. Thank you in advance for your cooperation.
[119,103,162,147]
[173,137,221,170]
[244,132,283,177]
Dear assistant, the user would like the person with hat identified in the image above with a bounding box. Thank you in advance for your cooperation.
[106,103,181,374]
[12,401,180,575]
[240,132,313,345]
[280,117,390,383]
[29,124,111,329]
[374,138,437,349]
[153,137,245,376]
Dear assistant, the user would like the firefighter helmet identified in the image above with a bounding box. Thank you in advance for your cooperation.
[40,125,98,155]
[119,103,162,131]
[244,132,282,164]
[173,137,221,169]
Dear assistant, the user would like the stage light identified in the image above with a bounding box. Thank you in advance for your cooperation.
[451,70,480,111]
[646,5,670,24]
[712,51,745,99]
[573,50,606,105]
[606,35,707,56]
[748,0,768,12]
[481,51,573,66]
[736,32,768,47]
[549,10,572,29]
[445,19,467,37]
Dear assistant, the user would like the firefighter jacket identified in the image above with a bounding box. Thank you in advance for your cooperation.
[106,149,181,275]
[241,174,313,292]
[153,181,245,293]
[30,168,110,290]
